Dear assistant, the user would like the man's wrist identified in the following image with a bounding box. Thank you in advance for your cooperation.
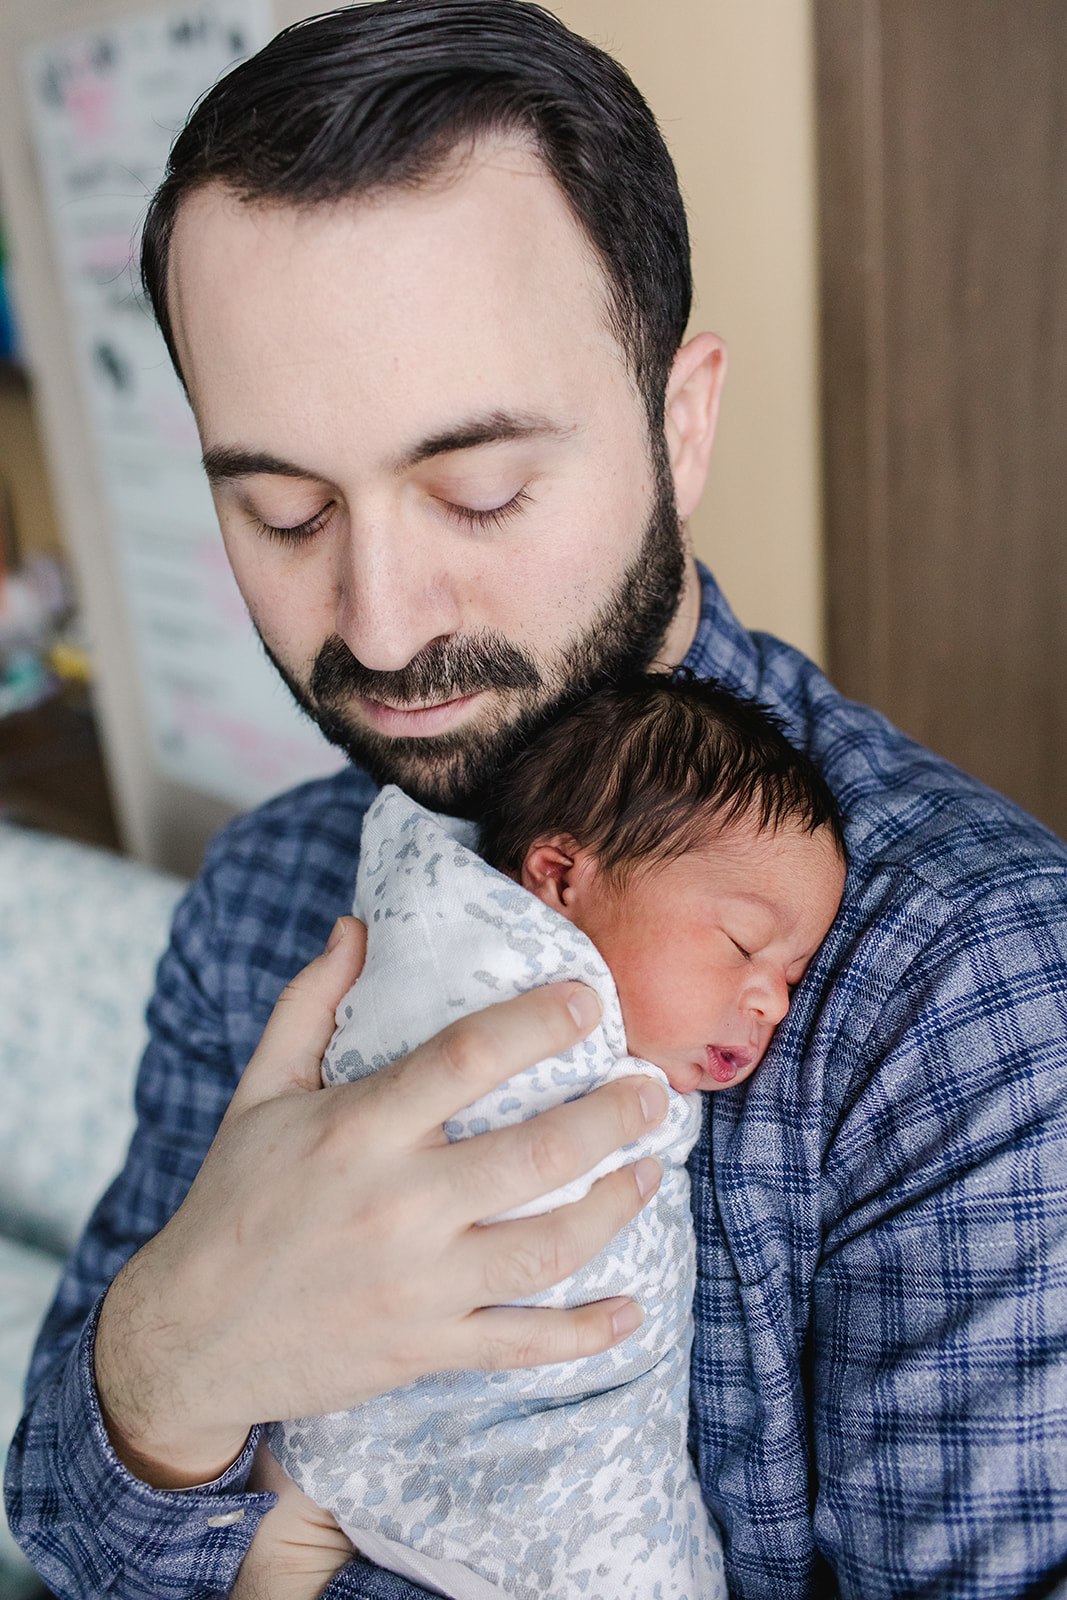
[95,1390,251,1490]
[95,1252,251,1490]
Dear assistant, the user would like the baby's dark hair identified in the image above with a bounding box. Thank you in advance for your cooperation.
[478,672,847,887]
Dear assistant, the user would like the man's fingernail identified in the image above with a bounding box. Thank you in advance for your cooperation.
[634,1156,662,1199]
[638,1081,668,1125]
[611,1299,645,1340]
[325,918,346,953]
[566,985,601,1031]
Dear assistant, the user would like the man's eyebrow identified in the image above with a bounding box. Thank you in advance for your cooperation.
[201,414,573,487]
[202,446,310,484]
[394,412,572,472]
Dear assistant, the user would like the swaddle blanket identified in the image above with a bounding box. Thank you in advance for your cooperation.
[269,785,726,1600]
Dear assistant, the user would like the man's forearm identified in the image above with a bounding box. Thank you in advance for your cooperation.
[5,1297,273,1600]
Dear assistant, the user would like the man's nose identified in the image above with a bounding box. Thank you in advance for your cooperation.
[332,515,463,672]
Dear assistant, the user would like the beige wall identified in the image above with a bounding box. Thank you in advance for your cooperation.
[551,1,823,661]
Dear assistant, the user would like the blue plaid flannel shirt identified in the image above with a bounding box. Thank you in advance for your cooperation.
[7,567,1067,1598]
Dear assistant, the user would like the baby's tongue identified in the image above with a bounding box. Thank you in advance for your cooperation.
[706,1046,741,1083]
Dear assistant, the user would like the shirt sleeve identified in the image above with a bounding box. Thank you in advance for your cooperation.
[3,861,282,1600]
[320,1561,443,1597]
[811,870,1067,1598]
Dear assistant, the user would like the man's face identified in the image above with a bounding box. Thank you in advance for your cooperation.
[168,141,706,809]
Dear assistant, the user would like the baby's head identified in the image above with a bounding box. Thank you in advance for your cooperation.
[479,674,847,1093]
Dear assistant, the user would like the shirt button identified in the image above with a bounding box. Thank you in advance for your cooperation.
[206,1509,246,1528]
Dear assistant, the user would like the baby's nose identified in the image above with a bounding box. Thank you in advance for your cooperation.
[748,970,791,1027]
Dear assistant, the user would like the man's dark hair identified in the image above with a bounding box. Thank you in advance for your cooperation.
[141,0,692,429]
[478,673,847,887]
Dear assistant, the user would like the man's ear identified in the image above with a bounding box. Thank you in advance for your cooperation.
[663,331,728,521]
[520,836,595,917]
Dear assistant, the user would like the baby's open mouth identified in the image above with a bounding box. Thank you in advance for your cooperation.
[705,1045,756,1083]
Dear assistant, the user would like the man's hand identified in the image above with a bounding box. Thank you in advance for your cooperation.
[95,917,666,1490]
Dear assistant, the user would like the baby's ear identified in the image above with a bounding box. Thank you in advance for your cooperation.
[520,835,588,916]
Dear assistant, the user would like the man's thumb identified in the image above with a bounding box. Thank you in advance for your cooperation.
[230,916,367,1108]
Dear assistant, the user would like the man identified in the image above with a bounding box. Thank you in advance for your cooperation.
[7,4,1067,1597]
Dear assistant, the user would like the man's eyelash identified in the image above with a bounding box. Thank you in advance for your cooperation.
[443,488,532,529]
[252,505,334,544]
[250,490,532,542]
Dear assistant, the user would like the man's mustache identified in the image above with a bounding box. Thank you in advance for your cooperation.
[309,631,542,708]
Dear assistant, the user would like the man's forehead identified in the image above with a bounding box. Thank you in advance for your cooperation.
[168,136,612,329]
[167,140,631,451]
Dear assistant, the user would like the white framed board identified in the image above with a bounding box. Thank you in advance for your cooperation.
[2,0,346,872]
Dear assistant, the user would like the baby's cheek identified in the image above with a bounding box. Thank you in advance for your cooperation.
[657,1059,707,1095]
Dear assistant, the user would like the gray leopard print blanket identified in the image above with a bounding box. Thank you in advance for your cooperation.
[268,785,726,1600]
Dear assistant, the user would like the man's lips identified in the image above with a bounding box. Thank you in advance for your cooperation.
[356,692,482,737]
[704,1044,758,1083]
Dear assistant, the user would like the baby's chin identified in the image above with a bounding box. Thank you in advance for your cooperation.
[650,1045,762,1095]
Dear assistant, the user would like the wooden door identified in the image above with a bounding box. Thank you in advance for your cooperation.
[816,0,1067,839]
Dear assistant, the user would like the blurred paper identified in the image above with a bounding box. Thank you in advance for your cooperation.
[22,2,348,806]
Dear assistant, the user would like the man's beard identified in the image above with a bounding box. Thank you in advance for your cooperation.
[258,444,687,814]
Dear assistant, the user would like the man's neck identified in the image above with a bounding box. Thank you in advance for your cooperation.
[654,553,702,669]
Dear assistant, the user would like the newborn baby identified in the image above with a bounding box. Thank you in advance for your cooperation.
[255,674,847,1600]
